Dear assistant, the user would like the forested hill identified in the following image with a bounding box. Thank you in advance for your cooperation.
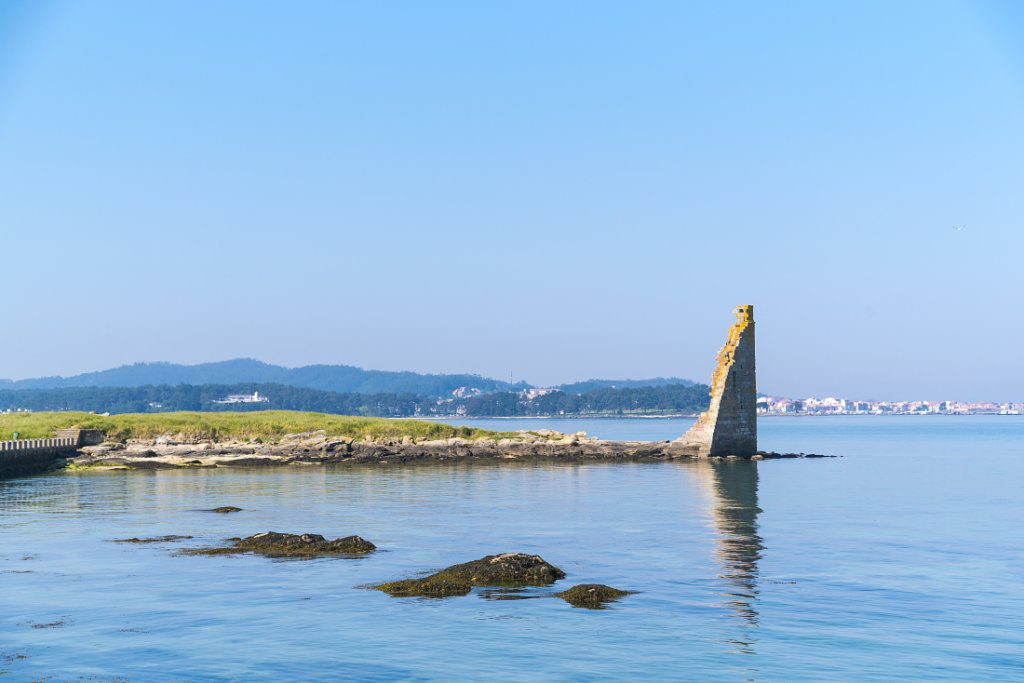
[0,383,710,418]
[1,360,700,399]
[0,359,514,398]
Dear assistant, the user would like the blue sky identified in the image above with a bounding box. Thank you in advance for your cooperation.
[1,1,1022,401]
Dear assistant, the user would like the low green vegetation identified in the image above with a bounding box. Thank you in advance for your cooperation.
[0,410,505,442]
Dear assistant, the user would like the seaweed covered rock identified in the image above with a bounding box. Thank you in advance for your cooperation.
[375,575,473,598]
[376,553,565,598]
[441,553,565,585]
[185,531,376,558]
[208,506,242,513]
[555,584,633,609]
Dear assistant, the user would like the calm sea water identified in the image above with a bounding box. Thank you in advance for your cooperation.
[1,416,1022,681]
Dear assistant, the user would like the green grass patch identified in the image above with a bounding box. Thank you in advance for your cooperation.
[0,410,511,442]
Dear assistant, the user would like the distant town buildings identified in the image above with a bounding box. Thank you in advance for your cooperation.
[451,386,483,399]
[756,396,1022,415]
[523,387,557,400]
[213,391,269,405]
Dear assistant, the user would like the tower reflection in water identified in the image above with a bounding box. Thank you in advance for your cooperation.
[687,457,764,651]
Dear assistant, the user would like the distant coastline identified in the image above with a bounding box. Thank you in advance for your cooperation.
[419,414,700,420]
[429,412,1024,420]
[3,360,1017,419]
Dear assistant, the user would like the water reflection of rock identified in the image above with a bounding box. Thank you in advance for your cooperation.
[693,459,763,629]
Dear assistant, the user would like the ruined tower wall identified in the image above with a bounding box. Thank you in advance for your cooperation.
[678,305,757,457]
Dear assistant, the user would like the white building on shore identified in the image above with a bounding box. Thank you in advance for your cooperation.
[213,391,269,405]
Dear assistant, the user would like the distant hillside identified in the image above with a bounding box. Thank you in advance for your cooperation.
[0,359,512,399]
[556,377,695,394]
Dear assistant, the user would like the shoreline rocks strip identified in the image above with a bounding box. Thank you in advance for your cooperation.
[66,430,832,471]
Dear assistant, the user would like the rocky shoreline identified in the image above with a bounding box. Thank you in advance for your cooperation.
[67,429,827,470]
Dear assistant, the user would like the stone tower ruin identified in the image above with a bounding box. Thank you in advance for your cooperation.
[677,305,757,457]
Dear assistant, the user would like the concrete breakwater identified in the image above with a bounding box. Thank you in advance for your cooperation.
[67,430,821,470]
[0,429,105,477]
[0,437,78,477]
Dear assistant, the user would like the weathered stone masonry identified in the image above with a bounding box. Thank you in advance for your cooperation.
[678,305,757,457]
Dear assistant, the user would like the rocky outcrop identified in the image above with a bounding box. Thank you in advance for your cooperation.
[376,553,565,597]
[183,531,376,558]
[66,428,827,470]
[68,430,678,469]
[555,584,633,609]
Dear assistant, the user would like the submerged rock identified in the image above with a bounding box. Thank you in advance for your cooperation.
[113,535,193,544]
[184,531,376,558]
[478,587,544,601]
[29,619,68,629]
[376,553,565,598]
[208,506,243,513]
[555,584,633,609]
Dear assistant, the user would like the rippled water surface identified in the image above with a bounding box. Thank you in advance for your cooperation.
[2,416,1022,681]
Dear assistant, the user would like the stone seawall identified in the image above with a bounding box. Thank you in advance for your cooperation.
[0,437,79,477]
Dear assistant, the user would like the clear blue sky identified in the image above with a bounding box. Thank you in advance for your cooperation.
[1,1,1022,401]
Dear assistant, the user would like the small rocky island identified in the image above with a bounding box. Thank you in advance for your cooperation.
[2,305,829,476]
[65,428,819,470]
[69,429,666,469]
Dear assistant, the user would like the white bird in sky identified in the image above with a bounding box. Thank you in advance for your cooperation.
[953,226,964,231]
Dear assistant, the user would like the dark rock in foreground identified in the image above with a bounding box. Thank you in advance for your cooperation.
[376,553,565,598]
[555,584,633,609]
[208,506,242,513]
[113,535,193,544]
[440,553,566,585]
[183,531,376,558]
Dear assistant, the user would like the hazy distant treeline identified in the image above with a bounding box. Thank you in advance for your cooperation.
[454,384,709,416]
[0,382,710,418]
[0,359,700,400]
